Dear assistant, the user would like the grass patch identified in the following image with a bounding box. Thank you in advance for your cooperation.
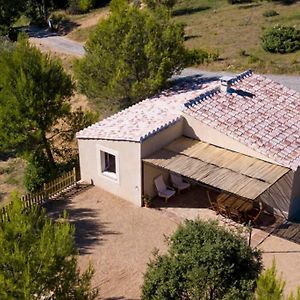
[68,24,97,42]
[64,0,300,73]
[0,158,26,206]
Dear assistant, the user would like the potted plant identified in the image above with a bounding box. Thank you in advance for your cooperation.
[143,195,153,208]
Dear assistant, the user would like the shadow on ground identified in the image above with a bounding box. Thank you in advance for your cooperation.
[153,185,280,231]
[172,6,211,16]
[160,74,220,98]
[104,297,139,300]
[28,21,79,38]
[44,184,120,255]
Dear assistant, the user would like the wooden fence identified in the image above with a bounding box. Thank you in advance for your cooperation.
[0,167,78,222]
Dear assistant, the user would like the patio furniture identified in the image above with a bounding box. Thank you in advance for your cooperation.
[247,201,264,226]
[154,175,176,202]
[206,191,220,213]
[216,193,254,223]
[170,173,191,193]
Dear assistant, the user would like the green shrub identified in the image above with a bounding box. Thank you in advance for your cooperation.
[261,25,300,53]
[0,195,97,299]
[68,0,95,14]
[49,12,68,31]
[256,260,285,300]
[263,10,279,17]
[185,48,219,65]
[144,0,177,9]
[24,151,54,192]
[142,220,262,300]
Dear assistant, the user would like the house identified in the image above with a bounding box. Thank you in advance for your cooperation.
[76,70,300,220]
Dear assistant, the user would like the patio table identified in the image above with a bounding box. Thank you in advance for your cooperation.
[216,193,254,221]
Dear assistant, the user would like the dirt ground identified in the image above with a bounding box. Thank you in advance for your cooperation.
[45,185,300,299]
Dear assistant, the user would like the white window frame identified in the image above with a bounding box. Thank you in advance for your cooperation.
[96,145,120,184]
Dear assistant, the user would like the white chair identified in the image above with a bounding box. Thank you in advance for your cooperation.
[154,175,176,202]
[170,173,191,193]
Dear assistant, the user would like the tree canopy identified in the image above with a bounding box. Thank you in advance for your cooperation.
[74,0,188,112]
[0,194,97,299]
[142,220,262,300]
[0,38,73,166]
[0,0,26,34]
[0,38,97,190]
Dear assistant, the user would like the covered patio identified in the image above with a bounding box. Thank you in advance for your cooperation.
[143,136,290,225]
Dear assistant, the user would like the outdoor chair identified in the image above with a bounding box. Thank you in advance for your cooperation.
[154,175,176,202]
[247,201,264,226]
[206,191,220,213]
[170,173,191,193]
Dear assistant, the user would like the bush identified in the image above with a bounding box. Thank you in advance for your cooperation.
[49,12,68,31]
[142,220,262,300]
[256,260,285,300]
[144,0,177,9]
[263,10,279,17]
[68,0,96,14]
[24,151,54,192]
[185,48,219,65]
[261,25,300,53]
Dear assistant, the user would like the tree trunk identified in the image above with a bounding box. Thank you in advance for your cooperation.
[41,132,56,171]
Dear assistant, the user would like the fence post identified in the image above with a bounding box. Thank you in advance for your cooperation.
[73,167,78,188]
[44,183,49,201]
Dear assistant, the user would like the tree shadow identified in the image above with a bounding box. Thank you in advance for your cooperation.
[184,34,201,41]
[27,20,79,38]
[164,73,220,96]
[94,0,111,8]
[57,19,80,36]
[237,3,262,9]
[44,184,120,255]
[172,6,211,17]
[0,151,17,161]
[271,0,297,5]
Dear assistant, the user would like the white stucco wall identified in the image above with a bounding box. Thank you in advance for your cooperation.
[183,113,279,165]
[141,120,183,197]
[141,120,183,158]
[78,139,142,206]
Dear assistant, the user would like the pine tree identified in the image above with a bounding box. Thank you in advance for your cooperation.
[74,0,188,112]
[256,260,285,300]
[0,193,97,299]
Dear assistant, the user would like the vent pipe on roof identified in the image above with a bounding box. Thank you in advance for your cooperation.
[220,76,234,93]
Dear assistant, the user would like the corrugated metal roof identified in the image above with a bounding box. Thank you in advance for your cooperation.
[143,136,289,200]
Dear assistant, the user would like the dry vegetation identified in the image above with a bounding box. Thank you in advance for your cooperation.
[0,158,26,206]
[174,0,300,74]
[66,7,109,42]
[64,0,300,74]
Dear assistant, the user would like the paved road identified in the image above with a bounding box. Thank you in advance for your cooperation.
[29,28,300,91]
[178,68,300,92]
[29,27,85,56]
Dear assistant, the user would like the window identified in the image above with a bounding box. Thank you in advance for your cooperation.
[99,148,119,182]
[103,152,116,173]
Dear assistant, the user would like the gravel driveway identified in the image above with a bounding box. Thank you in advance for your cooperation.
[45,186,300,299]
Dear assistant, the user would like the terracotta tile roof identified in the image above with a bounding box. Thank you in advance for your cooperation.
[183,70,300,170]
[76,79,217,142]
